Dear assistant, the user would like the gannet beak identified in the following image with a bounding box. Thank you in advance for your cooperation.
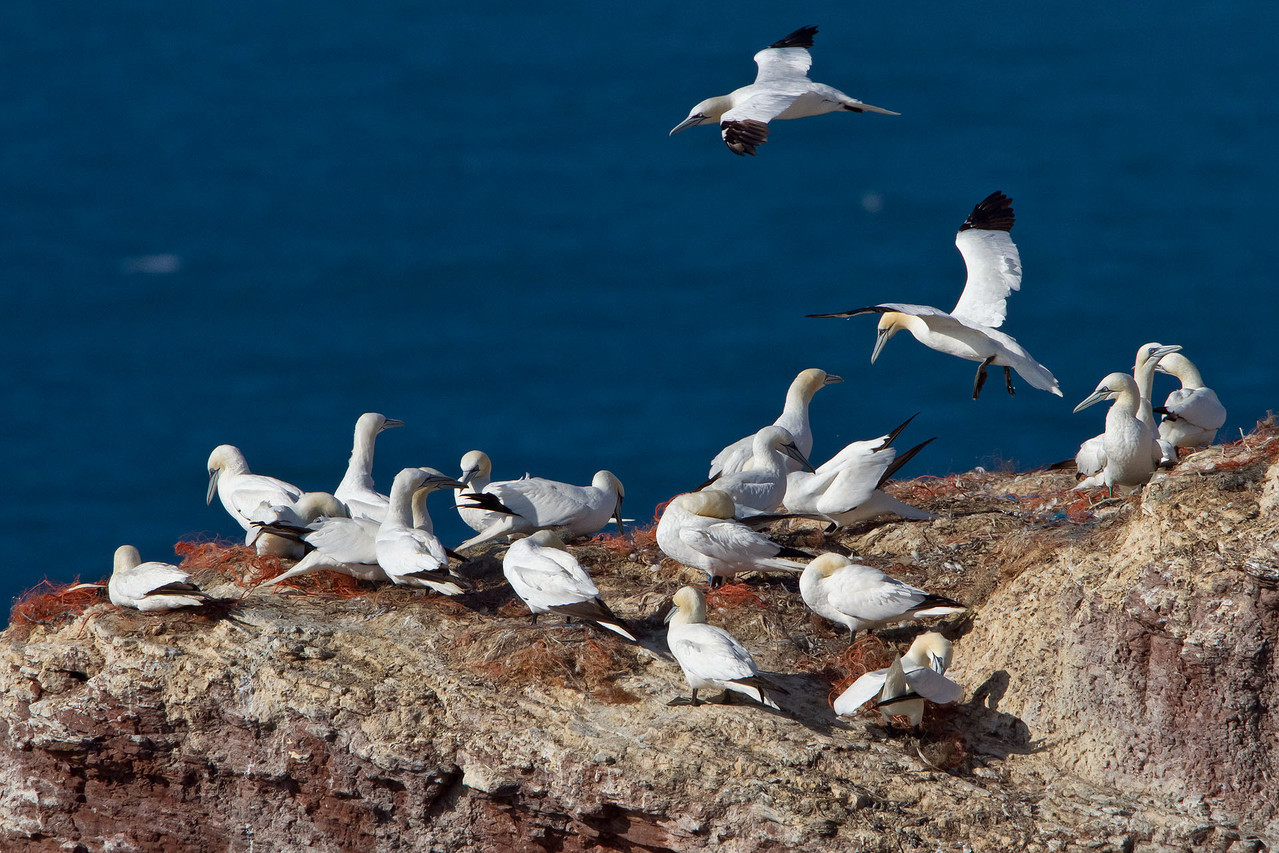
[783,442,816,473]
[663,602,678,624]
[1073,389,1112,413]
[1150,344,1182,362]
[458,468,478,489]
[206,469,220,505]
[429,476,468,491]
[824,374,844,385]
[380,418,405,432]
[871,329,891,364]
[669,114,706,135]
[612,498,625,535]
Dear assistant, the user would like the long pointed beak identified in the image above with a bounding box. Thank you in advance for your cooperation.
[663,602,678,624]
[380,418,405,432]
[458,468,478,489]
[206,469,220,505]
[871,329,891,364]
[612,498,625,535]
[1149,344,1182,363]
[669,115,705,135]
[824,374,844,386]
[426,476,467,491]
[1073,389,1112,413]
[783,442,816,473]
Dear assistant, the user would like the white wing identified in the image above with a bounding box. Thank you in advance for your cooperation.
[904,666,964,704]
[671,624,758,682]
[681,520,782,565]
[223,474,303,526]
[114,561,195,601]
[826,566,931,624]
[950,228,1022,329]
[752,45,813,83]
[1162,387,1226,431]
[832,668,889,715]
[304,516,380,565]
[504,542,599,608]
[486,478,591,528]
[723,92,801,125]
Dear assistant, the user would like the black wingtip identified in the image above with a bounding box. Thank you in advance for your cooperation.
[806,306,887,319]
[959,191,1014,233]
[721,119,769,156]
[768,25,818,50]
[877,436,936,488]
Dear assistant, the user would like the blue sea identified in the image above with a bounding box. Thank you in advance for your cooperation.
[2,2,1275,621]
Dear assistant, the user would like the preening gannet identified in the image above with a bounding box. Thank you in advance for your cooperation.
[708,368,842,479]
[809,192,1062,399]
[1073,372,1160,495]
[333,412,404,521]
[1155,352,1227,449]
[833,633,963,726]
[670,25,897,156]
[502,531,636,641]
[665,586,787,708]
[799,554,965,644]
[109,545,211,611]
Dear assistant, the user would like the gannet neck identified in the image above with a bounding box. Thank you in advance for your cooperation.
[669,586,708,627]
[337,413,387,494]
[384,468,428,529]
[411,488,433,532]
[113,544,142,573]
[903,632,953,673]
[1157,352,1205,389]
[295,491,347,521]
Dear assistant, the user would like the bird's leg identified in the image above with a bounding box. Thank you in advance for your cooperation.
[710,576,723,590]
[713,690,735,706]
[1003,366,1016,396]
[667,688,701,707]
[847,627,859,649]
[530,613,539,625]
[971,356,996,399]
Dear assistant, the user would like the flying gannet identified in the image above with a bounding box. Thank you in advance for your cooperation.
[833,633,963,726]
[799,554,965,644]
[670,26,897,156]
[109,545,211,611]
[656,490,810,588]
[1154,351,1227,449]
[809,192,1062,399]
[333,412,404,522]
[708,368,842,479]
[376,467,470,594]
[502,530,637,641]
[665,586,787,708]
[1073,372,1160,496]
[456,469,625,551]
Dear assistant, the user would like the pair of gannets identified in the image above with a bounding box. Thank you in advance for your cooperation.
[665,586,786,708]
[708,368,841,479]
[656,490,811,588]
[833,632,963,726]
[800,554,965,644]
[1075,343,1180,480]
[502,530,636,641]
[709,426,813,516]
[810,192,1062,400]
[109,545,211,611]
[453,451,625,551]
[671,26,896,156]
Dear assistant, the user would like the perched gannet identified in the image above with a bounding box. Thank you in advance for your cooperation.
[376,468,469,593]
[784,416,934,528]
[670,26,897,156]
[833,633,963,726]
[207,445,304,543]
[1155,352,1227,449]
[109,545,211,611]
[453,450,513,534]
[711,426,813,516]
[799,554,965,644]
[708,368,842,478]
[809,192,1062,399]
[256,494,386,588]
[665,586,786,708]
[248,491,348,559]
[1073,373,1160,495]
[333,413,404,521]
[457,470,625,551]
[1076,343,1181,476]
[502,531,637,641]
[656,491,810,588]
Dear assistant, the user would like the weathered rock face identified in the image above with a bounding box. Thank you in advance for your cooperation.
[2,426,1276,853]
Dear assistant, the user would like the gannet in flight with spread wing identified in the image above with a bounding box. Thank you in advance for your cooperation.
[670,26,897,156]
[809,192,1062,400]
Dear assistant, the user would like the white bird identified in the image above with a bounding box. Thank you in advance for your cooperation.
[247,491,349,559]
[109,545,211,611]
[665,586,786,708]
[799,553,965,643]
[656,491,810,588]
[1073,372,1160,495]
[833,633,963,726]
[333,412,404,522]
[457,470,625,551]
[255,493,386,589]
[809,192,1062,399]
[376,467,469,593]
[710,426,813,516]
[1155,352,1227,449]
[206,445,304,546]
[708,368,842,479]
[670,26,897,156]
[453,450,515,534]
[783,416,934,528]
[501,531,637,641]
[1076,343,1181,476]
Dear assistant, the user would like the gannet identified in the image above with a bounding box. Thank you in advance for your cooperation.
[248,491,348,559]
[206,445,304,542]
[670,26,897,156]
[457,470,625,551]
[376,468,469,593]
[333,413,404,522]
[109,545,211,611]
[783,416,934,528]
[454,450,512,534]
[1073,372,1160,495]
[656,490,810,588]
[809,192,1062,399]
[1155,352,1227,449]
[708,368,842,478]
[665,586,786,708]
[833,633,963,726]
[501,531,637,641]
[1076,343,1181,476]
[799,554,965,644]
[255,492,386,589]
[710,426,813,516]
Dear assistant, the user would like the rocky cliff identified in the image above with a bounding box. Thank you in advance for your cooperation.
[2,424,1277,853]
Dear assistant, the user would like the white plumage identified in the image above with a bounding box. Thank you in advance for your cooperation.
[833,633,963,725]
[799,554,965,642]
[656,490,809,587]
[1073,372,1161,495]
[708,368,841,479]
[206,445,304,544]
[1155,352,1227,449]
[710,426,812,516]
[376,467,468,594]
[502,531,636,641]
[1076,343,1181,476]
[457,469,624,551]
[333,412,403,522]
[109,545,210,611]
[665,586,784,708]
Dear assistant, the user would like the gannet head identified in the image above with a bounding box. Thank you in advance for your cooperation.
[206,444,249,504]
[805,552,853,579]
[592,471,626,533]
[356,412,404,437]
[1153,351,1202,386]
[1133,342,1182,372]
[872,313,906,363]
[458,450,492,488]
[667,585,708,625]
[757,426,815,472]
[528,529,568,551]
[416,467,467,493]
[295,491,348,521]
[679,489,737,520]
[794,368,843,400]
[670,96,732,134]
[113,544,143,573]
[904,632,953,674]
[1073,372,1137,413]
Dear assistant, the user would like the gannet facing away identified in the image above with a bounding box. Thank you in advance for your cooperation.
[1155,352,1227,449]
[1073,372,1160,496]
[833,633,963,726]
[457,470,625,551]
[799,554,965,644]
[502,531,637,641]
[708,368,842,479]
[333,413,404,522]
[1076,343,1181,476]
[656,491,810,588]
[665,586,787,708]
[809,192,1062,399]
[670,25,897,156]
[248,491,348,559]
[376,468,469,593]
[710,426,813,516]
[207,445,304,544]
[109,545,211,611]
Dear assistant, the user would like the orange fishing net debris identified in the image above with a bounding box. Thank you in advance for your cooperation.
[9,579,105,630]
[826,635,895,706]
[173,540,279,586]
[706,583,766,610]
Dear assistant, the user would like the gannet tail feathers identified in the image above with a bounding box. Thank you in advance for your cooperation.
[877,437,936,488]
[460,492,519,516]
[881,413,920,449]
[726,674,787,709]
[909,593,966,618]
[549,599,639,643]
[403,569,471,595]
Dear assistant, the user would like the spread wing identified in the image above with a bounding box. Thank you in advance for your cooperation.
[832,668,889,715]
[950,192,1021,329]
[304,516,380,564]
[752,27,817,82]
[904,666,964,704]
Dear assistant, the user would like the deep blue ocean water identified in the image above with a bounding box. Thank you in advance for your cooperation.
[2,2,1275,621]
